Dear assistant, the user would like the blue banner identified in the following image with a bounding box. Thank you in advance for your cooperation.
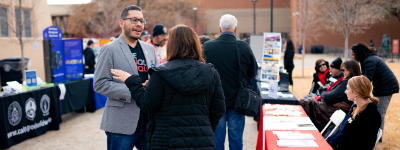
[25,70,37,87]
[63,39,84,80]
[43,26,62,40]
[51,39,65,82]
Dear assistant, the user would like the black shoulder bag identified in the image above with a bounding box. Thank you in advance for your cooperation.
[234,40,260,116]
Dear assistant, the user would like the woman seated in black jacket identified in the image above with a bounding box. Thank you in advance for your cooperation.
[300,60,360,131]
[111,25,226,150]
[327,75,381,150]
[310,59,331,94]
[351,43,399,139]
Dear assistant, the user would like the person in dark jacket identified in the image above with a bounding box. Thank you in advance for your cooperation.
[300,60,360,131]
[111,24,226,150]
[84,40,96,74]
[310,59,331,94]
[327,75,381,150]
[350,43,399,139]
[202,14,258,150]
[284,40,295,86]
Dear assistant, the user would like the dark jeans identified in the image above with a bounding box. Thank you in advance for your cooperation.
[85,68,95,74]
[105,126,147,150]
[287,67,294,85]
[214,109,245,150]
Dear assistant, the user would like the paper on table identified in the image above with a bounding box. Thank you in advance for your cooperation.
[273,131,300,134]
[277,140,318,147]
[6,81,24,91]
[277,133,315,140]
[261,91,269,94]
[264,117,318,130]
[269,81,278,99]
[261,82,269,88]
[58,84,66,100]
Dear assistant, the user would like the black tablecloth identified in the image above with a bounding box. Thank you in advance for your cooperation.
[57,79,95,115]
[0,87,61,149]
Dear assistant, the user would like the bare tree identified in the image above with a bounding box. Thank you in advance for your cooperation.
[318,0,385,60]
[294,0,322,77]
[0,0,42,80]
[67,0,207,38]
[378,0,400,22]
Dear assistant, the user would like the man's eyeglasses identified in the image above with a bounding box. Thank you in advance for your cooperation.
[122,17,147,25]
[317,64,326,68]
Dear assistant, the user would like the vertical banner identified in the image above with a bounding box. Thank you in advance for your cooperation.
[261,32,281,82]
[25,70,37,87]
[51,39,65,82]
[63,39,84,80]
[393,39,399,54]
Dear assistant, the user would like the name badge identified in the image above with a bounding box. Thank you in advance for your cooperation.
[347,117,353,124]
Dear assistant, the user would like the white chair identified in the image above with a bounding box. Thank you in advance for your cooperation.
[321,109,346,139]
[375,128,383,146]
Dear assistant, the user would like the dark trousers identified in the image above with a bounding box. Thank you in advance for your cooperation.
[286,67,294,85]
[105,126,147,150]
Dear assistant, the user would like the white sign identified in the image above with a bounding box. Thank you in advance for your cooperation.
[33,42,38,49]
[261,32,282,82]
[268,81,278,99]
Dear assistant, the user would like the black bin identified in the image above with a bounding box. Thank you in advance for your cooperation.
[0,58,30,86]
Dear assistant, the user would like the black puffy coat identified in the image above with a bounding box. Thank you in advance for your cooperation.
[361,51,399,96]
[310,61,331,94]
[124,59,226,150]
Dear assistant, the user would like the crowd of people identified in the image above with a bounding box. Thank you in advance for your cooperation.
[88,4,399,150]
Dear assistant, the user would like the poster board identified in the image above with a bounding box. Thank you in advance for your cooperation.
[25,70,37,87]
[63,39,84,80]
[393,39,399,54]
[261,32,281,82]
[50,39,65,83]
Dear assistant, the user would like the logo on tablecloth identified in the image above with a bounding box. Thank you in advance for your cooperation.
[8,101,22,126]
[25,98,37,121]
[4,64,11,72]
[40,95,50,116]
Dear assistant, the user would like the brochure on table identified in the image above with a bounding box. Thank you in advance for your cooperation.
[25,70,37,87]
[261,32,281,82]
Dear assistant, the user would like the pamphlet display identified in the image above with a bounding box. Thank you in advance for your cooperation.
[261,32,281,82]
[63,39,84,80]
[50,39,65,82]
[25,70,37,87]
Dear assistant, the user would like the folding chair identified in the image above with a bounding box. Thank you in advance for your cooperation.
[321,109,346,139]
[375,128,383,146]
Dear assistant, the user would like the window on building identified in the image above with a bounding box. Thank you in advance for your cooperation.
[0,6,9,37]
[15,8,31,37]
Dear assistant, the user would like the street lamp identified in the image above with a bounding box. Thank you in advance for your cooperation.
[271,0,273,32]
[193,7,198,33]
[251,0,257,35]
[137,0,140,6]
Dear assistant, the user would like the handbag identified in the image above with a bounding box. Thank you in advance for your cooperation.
[233,40,261,116]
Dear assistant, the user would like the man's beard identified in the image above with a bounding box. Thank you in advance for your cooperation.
[124,25,140,40]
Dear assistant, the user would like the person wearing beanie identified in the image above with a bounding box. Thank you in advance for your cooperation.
[140,30,150,42]
[84,40,96,74]
[147,24,168,63]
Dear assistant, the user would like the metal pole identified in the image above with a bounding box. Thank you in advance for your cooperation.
[271,0,273,32]
[194,11,197,33]
[253,2,256,35]
[137,0,140,6]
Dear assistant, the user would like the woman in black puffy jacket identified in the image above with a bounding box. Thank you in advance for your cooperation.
[111,25,226,150]
[351,43,399,140]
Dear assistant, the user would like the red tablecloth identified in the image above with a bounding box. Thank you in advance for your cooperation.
[256,104,333,150]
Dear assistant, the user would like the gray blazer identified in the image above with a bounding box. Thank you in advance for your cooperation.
[94,35,159,135]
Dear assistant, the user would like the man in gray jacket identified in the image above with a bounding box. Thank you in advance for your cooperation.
[94,5,158,150]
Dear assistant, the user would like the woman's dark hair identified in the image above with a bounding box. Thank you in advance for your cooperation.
[315,59,326,67]
[199,35,211,45]
[341,60,361,79]
[285,40,294,54]
[120,5,142,19]
[166,24,205,63]
[350,43,375,62]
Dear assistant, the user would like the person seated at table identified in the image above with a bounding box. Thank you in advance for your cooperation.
[327,75,381,150]
[299,60,360,131]
[309,59,331,94]
[315,57,344,100]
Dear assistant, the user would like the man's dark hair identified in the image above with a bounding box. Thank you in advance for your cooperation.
[120,5,142,19]
[87,40,94,46]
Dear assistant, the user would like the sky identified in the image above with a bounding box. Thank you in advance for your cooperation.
[47,0,92,5]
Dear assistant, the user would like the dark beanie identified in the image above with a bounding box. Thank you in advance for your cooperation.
[152,24,167,37]
[330,57,342,70]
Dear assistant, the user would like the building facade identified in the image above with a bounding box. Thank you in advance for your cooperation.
[0,0,52,81]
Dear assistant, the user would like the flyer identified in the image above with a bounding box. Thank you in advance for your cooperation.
[261,32,281,82]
